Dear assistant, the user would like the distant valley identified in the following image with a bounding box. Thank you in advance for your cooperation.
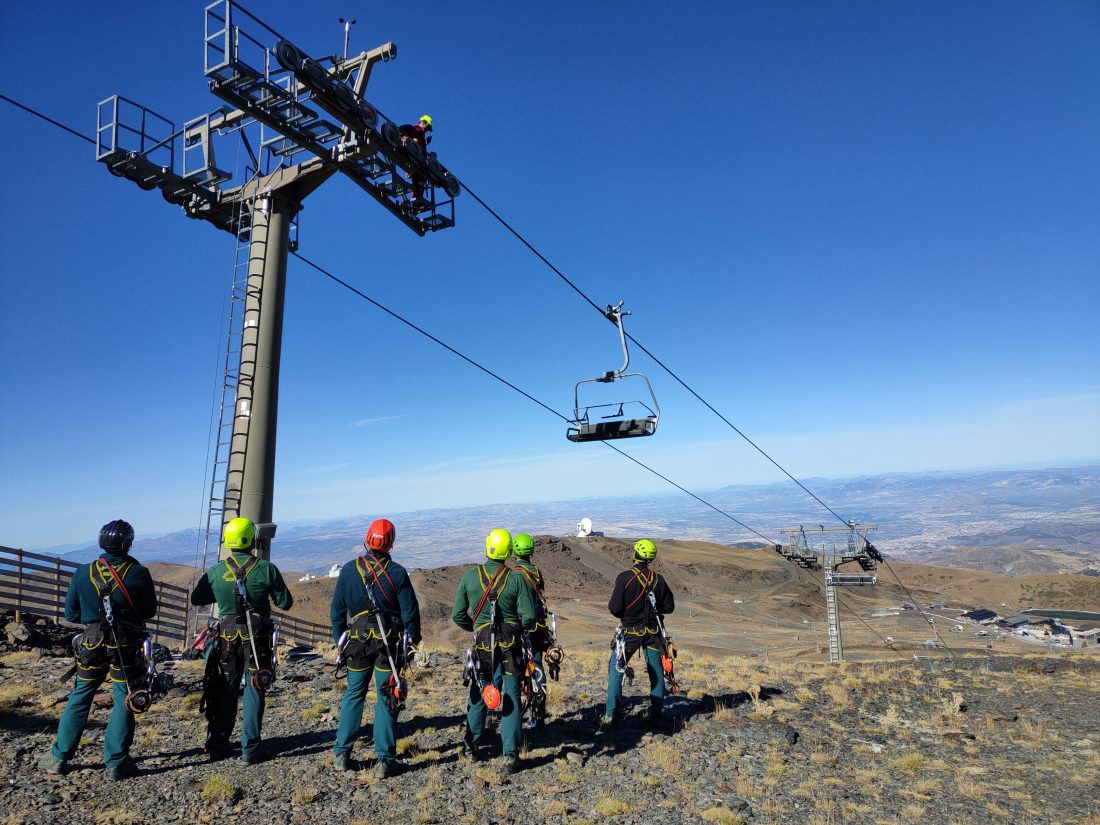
[27,465,1100,576]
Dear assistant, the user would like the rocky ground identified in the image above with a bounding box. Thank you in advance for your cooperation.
[1,614,1099,825]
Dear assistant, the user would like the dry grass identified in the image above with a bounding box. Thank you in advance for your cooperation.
[200,776,237,802]
[701,808,745,825]
[0,681,36,714]
[300,702,328,720]
[955,777,984,799]
[823,682,851,711]
[594,797,630,816]
[0,652,35,666]
[901,803,926,821]
[794,686,815,702]
[646,739,682,775]
[893,753,926,774]
[879,704,902,734]
[292,787,318,805]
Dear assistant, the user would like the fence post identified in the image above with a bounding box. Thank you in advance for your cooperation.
[54,559,62,623]
[16,548,24,618]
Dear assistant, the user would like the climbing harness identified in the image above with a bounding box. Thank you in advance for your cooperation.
[519,631,546,729]
[334,629,351,677]
[466,565,509,711]
[648,591,680,695]
[567,302,660,442]
[610,626,635,688]
[514,564,565,681]
[355,554,408,714]
[226,557,274,692]
[81,558,170,713]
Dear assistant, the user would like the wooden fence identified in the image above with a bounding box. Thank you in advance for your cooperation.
[0,546,330,648]
[270,611,331,647]
[1,545,191,644]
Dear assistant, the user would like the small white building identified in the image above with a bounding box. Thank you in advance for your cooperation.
[327,563,342,578]
[1072,627,1100,649]
[297,573,317,583]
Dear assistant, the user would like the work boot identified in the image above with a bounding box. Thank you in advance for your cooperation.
[460,742,484,762]
[106,758,139,781]
[204,737,233,762]
[648,702,665,731]
[241,744,271,765]
[498,755,517,776]
[39,754,68,776]
[332,751,359,772]
[373,759,404,779]
[597,714,614,731]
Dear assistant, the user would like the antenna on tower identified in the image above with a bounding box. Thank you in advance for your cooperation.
[339,17,357,60]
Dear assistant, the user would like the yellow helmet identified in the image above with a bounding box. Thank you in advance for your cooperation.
[223,517,256,551]
[485,528,512,560]
[419,114,433,128]
[633,538,657,560]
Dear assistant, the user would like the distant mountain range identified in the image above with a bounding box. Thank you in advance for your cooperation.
[40,465,1100,575]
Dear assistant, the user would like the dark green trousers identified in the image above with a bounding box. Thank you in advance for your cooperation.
[605,644,664,719]
[334,663,398,762]
[466,664,521,758]
[52,675,134,768]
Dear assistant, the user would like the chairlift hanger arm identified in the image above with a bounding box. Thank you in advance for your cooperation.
[598,301,632,380]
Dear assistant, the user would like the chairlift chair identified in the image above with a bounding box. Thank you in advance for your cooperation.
[566,302,660,443]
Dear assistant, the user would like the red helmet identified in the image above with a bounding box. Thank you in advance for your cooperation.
[364,518,396,552]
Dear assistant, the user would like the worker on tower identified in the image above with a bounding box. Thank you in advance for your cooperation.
[40,520,158,779]
[599,539,675,729]
[330,518,422,777]
[398,114,433,204]
[452,529,537,775]
[190,517,293,764]
[510,532,552,730]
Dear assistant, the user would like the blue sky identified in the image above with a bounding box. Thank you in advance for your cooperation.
[1,1,1097,549]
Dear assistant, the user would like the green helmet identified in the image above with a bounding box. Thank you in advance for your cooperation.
[512,533,534,557]
[633,538,657,560]
[223,517,256,551]
[485,528,513,560]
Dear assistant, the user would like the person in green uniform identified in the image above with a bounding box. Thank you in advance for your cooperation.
[510,533,551,730]
[330,518,422,777]
[190,517,293,764]
[600,539,675,729]
[40,519,158,779]
[451,529,536,775]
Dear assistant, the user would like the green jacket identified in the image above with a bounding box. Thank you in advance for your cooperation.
[64,553,157,626]
[190,552,293,618]
[513,557,544,595]
[451,560,536,632]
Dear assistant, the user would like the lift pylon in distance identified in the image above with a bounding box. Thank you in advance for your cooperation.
[567,301,660,443]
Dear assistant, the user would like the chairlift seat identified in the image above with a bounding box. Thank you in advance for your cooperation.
[566,416,657,443]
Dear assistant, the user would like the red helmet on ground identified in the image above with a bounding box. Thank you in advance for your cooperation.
[364,518,396,552]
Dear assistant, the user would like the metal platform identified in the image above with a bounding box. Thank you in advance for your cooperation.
[200,0,457,235]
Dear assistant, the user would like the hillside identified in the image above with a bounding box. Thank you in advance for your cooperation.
[1,640,1097,824]
[241,536,1100,661]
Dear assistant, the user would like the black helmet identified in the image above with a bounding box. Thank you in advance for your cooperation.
[99,519,135,554]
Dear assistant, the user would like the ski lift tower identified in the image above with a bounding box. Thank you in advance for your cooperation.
[778,523,878,662]
[95,2,461,563]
